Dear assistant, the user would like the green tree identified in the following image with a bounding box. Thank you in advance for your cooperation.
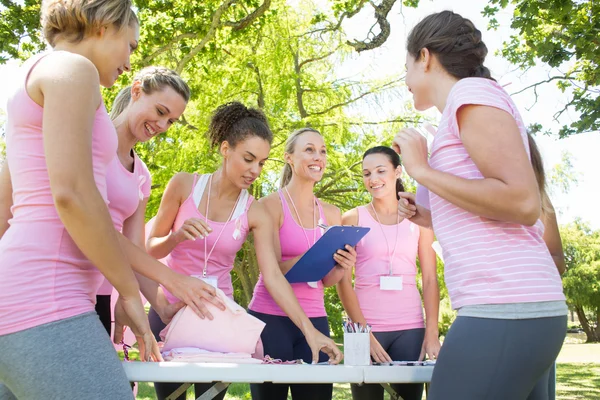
[484,0,600,137]
[561,220,600,342]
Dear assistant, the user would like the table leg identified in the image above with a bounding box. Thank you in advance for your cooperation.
[166,383,192,400]
[196,382,230,400]
[380,383,404,400]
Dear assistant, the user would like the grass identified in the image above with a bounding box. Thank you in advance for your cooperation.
[131,341,600,399]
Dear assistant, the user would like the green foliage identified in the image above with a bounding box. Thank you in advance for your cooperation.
[561,220,600,342]
[484,0,600,137]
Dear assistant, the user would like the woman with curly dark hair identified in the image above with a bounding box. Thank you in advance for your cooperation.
[146,102,342,400]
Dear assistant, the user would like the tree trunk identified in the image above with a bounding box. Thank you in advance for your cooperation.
[575,305,599,343]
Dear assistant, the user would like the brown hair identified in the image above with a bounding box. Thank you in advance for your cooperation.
[363,146,405,200]
[109,66,190,120]
[528,133,553,215]
[280,128,322,188]
[407,11,494,81]
[208,102,272,148]
[41,0,138,47]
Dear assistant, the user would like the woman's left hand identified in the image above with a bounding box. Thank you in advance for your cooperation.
[333,245,356,271]
[419,333,441,361]
[392,128,430,180]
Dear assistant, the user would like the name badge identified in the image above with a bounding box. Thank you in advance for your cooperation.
[307,281,319,289]
[192,275,219,289]
[380,275,403,291]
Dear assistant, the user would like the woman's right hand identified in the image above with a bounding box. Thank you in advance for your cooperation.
[172,218,212,243]
[397,192,418,220]
[370,333,392,364]
[113,295,162,362]
[304,327,343,365]
[163,273,226,320]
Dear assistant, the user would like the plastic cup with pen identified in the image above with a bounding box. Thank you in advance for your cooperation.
[343,317,371,366]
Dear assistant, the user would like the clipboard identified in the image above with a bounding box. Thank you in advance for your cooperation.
[284,226,370,283]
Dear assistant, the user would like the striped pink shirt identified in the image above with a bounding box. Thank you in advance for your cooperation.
[428,78,565,310]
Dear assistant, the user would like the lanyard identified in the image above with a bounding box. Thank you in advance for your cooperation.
[284,187,318,248]
[370,203,400,276]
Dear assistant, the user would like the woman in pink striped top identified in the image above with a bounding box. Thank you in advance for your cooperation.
[393,11,567,400]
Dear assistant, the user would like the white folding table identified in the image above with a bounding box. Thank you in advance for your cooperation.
[123,362,434,400]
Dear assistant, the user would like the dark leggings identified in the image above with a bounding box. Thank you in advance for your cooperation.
[428,315,567,400]
[95,294,112,336]
[249,310,333,400]
[351,328,425,400]
[148,308,227,400]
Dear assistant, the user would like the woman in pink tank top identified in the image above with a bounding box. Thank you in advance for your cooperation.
[393,11,567,400]
[96,67,200,338]
[248,128,357,400]
[337,146,440,400]
[0,1,159,398]
[146,103,342,400]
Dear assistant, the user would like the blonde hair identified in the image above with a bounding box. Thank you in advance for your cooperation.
[109,66,191,120]
[527,133,553,215]
[280,128,322,188]
[41,0,138,47]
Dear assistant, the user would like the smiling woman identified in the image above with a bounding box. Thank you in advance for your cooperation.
[145,104,342,400]
[94,66,192,336]
[0,0,160,399]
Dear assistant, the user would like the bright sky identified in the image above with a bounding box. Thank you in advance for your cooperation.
[0,0,597,229]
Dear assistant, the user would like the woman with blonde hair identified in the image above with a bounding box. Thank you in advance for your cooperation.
[0,1,155,398]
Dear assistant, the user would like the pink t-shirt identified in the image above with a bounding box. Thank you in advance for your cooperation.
[0,54,118,335]
[354,206,424,332]
[97,153,152,295]
[163,174,252,302]
[428,78,565,310]
[248,190,327,318]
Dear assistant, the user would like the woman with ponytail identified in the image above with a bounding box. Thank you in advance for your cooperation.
[248,127,356,400]
[336,146,440,400]
[393,11,567,399]
[146,104,342,400]
[96,66,221,339]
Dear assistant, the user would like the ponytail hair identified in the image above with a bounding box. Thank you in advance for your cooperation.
[280,128,322,188]
[407,11,495,81]
[527,133,553,215]
[363,146,405,199]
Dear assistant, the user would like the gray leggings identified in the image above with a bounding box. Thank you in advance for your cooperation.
[351,328,425,400]
[0,312,133,400]
[428,315,567,400]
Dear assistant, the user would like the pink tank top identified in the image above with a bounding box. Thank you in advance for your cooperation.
[163,174,253,302]
[248,190,327,318]
[0,54,118,335]
[354,206,424,332]
[97,152,152,295]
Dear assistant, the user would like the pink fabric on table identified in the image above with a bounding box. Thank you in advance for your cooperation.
[161,287,265,354]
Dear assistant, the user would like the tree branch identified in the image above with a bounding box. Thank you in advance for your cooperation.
[307,78,401,116]
[224,0,271,31]
[347,0,398,52]
[176,0,236,73]
[141,33,196,65]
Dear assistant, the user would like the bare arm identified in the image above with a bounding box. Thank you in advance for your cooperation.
[0,161,13,239]
[249,201,342,364]
[396,106,541,226]
[541,202,566,275]
[39,54,140,298]
[418,227,440,340]
[122,198,166,310]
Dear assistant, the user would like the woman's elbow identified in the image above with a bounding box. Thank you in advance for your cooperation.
[516,191,541,226]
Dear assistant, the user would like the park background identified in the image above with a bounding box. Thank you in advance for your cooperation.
[1,0,598,398]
